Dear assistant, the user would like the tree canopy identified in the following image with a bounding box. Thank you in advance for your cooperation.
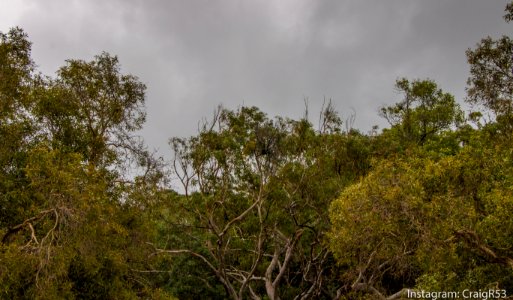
[1,2,513,299]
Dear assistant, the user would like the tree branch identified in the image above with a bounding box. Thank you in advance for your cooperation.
[454,230,513,269]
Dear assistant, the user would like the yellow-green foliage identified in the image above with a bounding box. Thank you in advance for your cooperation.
[330,141,513,295]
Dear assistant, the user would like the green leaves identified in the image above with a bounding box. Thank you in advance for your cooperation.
[380,78,463,146]
[329,131,513,297]
[30,52,148,172]
[0,28,162,298]
[165,106,368,299]
[466,36,513,121]
[466,3,513,130]
[2,2,513,297]
[0,27,34,117]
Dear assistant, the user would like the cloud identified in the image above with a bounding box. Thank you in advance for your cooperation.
[2,0,511,155]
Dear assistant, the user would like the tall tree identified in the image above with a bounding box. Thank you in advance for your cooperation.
[0,28,168,299]
[330,134,513,298]
[380,78,463,146]
[35,52,147,169]
[0,27,40,227]
[466,3,513,127]
[160,106,367,299]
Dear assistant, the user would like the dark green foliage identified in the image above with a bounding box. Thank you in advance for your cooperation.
[0,28,164,299]
[380,78,463,147]
[466,36,513,123]
[328,4,513,298]
[163,105,369,299]
[1,2,513,298]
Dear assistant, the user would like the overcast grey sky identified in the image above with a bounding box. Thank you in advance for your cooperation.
[1,0,511,158]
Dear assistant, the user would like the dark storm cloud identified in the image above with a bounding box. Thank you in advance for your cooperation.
[1,0,511,157]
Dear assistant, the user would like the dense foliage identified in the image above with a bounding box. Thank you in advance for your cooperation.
[0,3,512,299]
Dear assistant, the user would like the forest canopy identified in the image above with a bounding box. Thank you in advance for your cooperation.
[0,2,512,299]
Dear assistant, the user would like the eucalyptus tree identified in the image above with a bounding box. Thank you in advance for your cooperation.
[35,52,148,170]
[162,105,369,299]
[466,2,513,131]
[329,3,513,298]
[0,28,166,298]
[380,78,463,146]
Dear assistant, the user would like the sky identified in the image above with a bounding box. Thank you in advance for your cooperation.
[1,0,511,160]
